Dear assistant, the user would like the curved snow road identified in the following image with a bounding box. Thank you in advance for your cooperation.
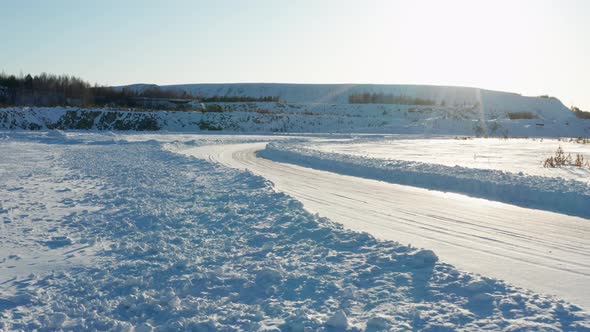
[180,142,590,310]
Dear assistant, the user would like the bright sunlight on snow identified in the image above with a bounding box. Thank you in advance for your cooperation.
[1,1,589,330]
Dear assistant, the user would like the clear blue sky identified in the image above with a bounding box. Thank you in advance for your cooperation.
[1,0,589,110]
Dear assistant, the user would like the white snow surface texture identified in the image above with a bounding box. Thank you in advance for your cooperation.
[260,141,590,219]
[1,132,589,331]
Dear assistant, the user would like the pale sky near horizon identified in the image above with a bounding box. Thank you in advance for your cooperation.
[1,0,589,110]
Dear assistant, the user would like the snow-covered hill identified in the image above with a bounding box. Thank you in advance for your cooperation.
[127,83,575,120]
[2,83,589,136]
[128,83,538,104]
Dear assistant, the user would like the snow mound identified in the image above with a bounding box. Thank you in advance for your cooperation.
[325,309,349,329]
[407,249,439,268]
[260,142,590,219]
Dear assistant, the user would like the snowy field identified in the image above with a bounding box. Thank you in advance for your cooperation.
[1,131,590,331]
[312,137,590,184]
[262,138,590,219]
[184,142,590,309]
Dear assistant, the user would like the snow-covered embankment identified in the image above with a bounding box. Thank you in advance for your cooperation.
[260,142,590,219]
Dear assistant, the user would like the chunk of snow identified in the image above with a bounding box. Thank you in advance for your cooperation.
[465,279,490,293]
[325,309,348,329]
[366,315,392,330]
[408,249,438,268]
[255,267,283,285]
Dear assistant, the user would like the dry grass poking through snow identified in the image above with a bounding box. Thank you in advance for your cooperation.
[543,146,590,169]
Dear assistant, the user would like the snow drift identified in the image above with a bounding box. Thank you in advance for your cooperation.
[260,142,590,219]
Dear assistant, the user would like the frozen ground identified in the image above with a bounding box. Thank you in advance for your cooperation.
[1,132,589,331]
[261,139,590,219]
[183,142,590,310]
[312,137,590,184]
[0,137,107,284]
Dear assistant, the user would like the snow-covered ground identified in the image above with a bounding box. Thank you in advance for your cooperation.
[260,139,590,219]
[2,131,589,331]
[313,137,590,184]
[3,95,590,136]
[182,142,590,310]
[0,136,107,284]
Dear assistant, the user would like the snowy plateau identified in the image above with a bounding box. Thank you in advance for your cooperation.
[1,84,590,331]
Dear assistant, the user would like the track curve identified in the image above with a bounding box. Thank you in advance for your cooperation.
[180,142,590,309]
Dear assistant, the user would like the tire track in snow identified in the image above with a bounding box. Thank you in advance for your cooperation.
[178,142,590,310]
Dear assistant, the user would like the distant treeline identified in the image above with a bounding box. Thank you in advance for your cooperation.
[349,93,436,106]
[538,95,557,99]
[572,106,590,119]
[200,95,279,103]
[0,72,282,109]
[0,72,197,108]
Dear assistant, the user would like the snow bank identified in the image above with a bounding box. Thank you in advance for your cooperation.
[2,102,589,137]
[313,137,590,184]
[2,134,588,330]
[260,142,590,219]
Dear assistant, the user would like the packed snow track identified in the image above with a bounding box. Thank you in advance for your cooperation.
[181,142,590,310]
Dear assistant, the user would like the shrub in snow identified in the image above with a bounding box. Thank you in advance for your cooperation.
[574,154,587,167]
[543,146,589,169]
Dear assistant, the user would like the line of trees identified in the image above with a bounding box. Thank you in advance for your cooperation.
[0,72,196,108]
[0,72,282,109]
[348,92,436,106]
[571,106,590,119]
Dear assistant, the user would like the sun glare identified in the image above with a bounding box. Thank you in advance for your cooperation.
[368,0,551,91]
